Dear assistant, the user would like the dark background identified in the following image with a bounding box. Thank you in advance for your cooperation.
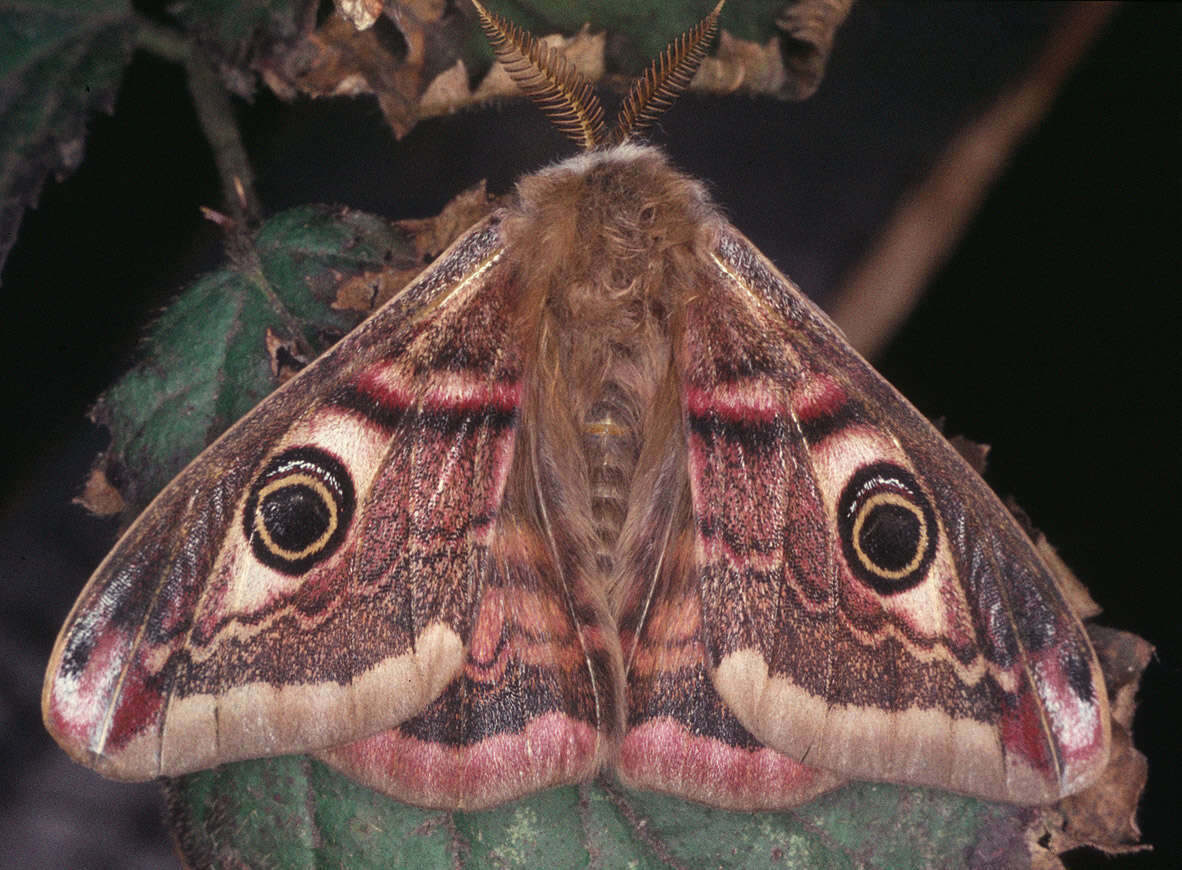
[1,2,1176,867]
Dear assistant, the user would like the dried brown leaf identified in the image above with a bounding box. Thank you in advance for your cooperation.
[305,14,420,135]
[73,467,127,518]
[472,28,606,104]
[332,268,416,313]
[336,0,384,31]
[1090,626,1154,730]
[418,59,472,117]
[1027,842,1067,870]
[1043,627,1152,856]
[1036,537,1102,619]
[695,32,787,96]
[1049,728,1149,856]
[260,4,461,138]
[398,0,447,22]
[265,327,308,382]
[775,0,856,99]
[397,180,494,259]
[948,433,992,476]
[257,5,851,141]
[678,0,854,101]
[272,14,391,98]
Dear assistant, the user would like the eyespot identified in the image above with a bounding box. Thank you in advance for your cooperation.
[837,462,937,595]
[242,446,355,575]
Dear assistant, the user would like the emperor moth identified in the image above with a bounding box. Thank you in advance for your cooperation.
[42,1,1110,812]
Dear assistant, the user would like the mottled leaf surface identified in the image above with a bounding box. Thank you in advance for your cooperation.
[167,758,1031,870]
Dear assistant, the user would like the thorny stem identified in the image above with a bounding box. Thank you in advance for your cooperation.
[132,16,262,234]
[131,15,312,359]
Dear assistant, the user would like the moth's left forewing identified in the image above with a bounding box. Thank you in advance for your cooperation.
[694,226,1110,804]
[43,217,529,779]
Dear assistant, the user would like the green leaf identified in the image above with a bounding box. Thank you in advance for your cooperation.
[167,758,1029,869]
[0,0,135,277]
[93,204,416,506]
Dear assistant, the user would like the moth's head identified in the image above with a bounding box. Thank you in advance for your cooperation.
[471,0,724,151]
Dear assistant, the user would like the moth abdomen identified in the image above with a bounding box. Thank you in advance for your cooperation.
[583,381,644,574]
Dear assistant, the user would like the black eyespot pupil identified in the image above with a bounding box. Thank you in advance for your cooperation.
[836,461,938,595]
[859,503,921,572]
[242,446,355,575]
[260,484,331,551]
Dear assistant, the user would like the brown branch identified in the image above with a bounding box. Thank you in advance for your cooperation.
[183,53,262,229]
[828,2,1119,359]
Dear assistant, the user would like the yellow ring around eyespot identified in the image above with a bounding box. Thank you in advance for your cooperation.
[850,491,929,580]
[253,472,339,561]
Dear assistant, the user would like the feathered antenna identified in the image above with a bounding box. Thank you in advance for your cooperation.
[611,1,724,144]
[471,0,606,150]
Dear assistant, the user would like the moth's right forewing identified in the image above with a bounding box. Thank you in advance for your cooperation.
[692,226,1109,804]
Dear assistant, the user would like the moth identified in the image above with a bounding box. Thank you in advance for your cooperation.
[44,1,1110,812]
